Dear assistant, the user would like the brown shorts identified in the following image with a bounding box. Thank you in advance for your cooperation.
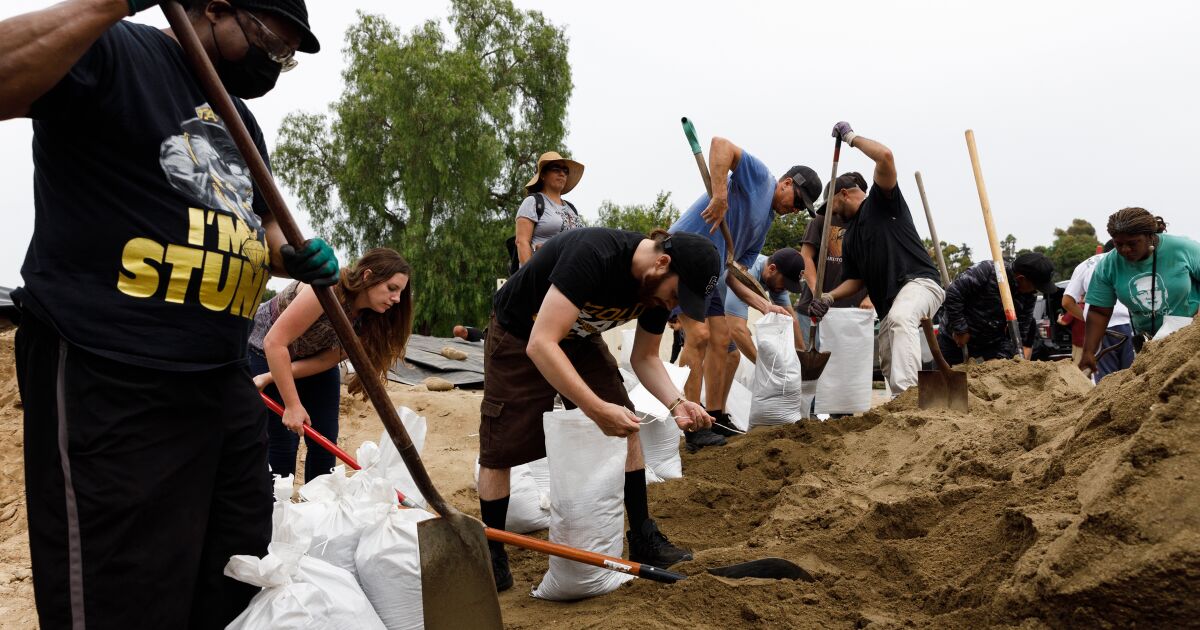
[478,314,633,469]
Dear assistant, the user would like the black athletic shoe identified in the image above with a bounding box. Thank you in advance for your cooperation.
[628,519,693,569]
[685,427,727,452]
[710,411,741,437]
[490,548,513,592]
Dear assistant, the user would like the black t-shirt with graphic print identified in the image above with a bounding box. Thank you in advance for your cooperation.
[494,228,670,340]
[22,21,273,371]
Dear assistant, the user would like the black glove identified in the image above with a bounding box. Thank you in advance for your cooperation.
[127,0,160,15]
[281,238,340,287]
[808,293,835,320]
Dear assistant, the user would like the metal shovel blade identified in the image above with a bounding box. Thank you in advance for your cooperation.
[707,558,815,581]
[418,512,504,630]
[798,348,831,382]
[917,369,968,412]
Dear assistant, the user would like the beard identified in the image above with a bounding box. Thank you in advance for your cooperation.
[638,272,670,309]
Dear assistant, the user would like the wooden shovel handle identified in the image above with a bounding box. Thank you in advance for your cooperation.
[920,318,955,376]
[162,2,453,517]
[914,171,951,287]
[965,130,1023,354]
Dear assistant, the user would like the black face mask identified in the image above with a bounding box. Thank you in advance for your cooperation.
[213,24,282,99]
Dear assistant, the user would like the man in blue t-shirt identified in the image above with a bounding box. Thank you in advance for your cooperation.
[670,136,821,447]
[725,248,807,363]
[809,122,944,397]
[1,2,336,627]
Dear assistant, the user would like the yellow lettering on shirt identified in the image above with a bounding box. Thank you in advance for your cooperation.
[198,250,240,312]
[214,213,256,256]
[187,208,206,246]
[230,257,268,318]
[117,238,165,298]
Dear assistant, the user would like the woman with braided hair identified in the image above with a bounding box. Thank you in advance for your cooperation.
[1080,208,1200,374]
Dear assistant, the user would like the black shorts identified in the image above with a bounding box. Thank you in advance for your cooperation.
[478,314,632,469]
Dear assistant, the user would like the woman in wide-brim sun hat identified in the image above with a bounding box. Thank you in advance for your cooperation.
[512,151,585,269]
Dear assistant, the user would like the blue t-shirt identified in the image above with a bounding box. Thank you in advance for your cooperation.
[670,151,777,269]
[723,255,791,319]
[1086,233,1200,336]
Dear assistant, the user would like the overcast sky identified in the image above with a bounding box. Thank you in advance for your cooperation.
[2,0,1197,289]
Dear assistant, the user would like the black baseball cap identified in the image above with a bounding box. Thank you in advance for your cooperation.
[781,165,822,217]
[814,173,869,215]
[662,232,721,321]
[1013,252,1057,295]
[233,0,320,53]
[767,247,805,293]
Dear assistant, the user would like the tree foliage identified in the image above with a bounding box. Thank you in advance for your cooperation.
[762,213,810,256]
[1042,218,1101,281]
[595,191,679,235]
[924,239,974,279]
[273,0,572,334]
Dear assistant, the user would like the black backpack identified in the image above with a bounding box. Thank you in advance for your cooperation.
[504,194,577,275]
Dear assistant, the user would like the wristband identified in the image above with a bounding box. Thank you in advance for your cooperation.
[667,397,685,413]
[842,131,858,147]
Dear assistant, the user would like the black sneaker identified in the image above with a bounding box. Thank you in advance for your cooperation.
[628,519,693,569]
[684,427,727,452]
[490,547,513,592]
[710,411,741,437]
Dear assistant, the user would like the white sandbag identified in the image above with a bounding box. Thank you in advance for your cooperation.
[1152,315,1193,340]
[372,408,429,508]
[799,380,817,420]
[618,328,635,370]
[627,363,689,483]
[749,313,803,427]
[355,507,437,630]
[725,380,752,432]
[733,353,755,390]
[814,308,875,415]
[618,367,638,392]
[227,507,385,630]
[305,468,393,578]
[532,409,634,600]
[472,459,550,533]
[527,457,551,497]
[274,474,295,503]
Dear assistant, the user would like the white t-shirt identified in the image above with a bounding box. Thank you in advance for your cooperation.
[516,194,582,250]
[1065,252,1131,327]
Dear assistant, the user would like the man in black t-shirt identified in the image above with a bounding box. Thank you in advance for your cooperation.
[479,227,720,591]
[1,2,335,628]
[809,122,945,397]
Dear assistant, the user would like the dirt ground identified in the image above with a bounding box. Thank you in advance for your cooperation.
[0,321,1197,628]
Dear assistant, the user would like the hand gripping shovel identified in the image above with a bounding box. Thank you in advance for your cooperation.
[261,394,686,585]
[917,318,969,412]
[160,4,502,627]
[680,118,768,301]
[797,136,843,383]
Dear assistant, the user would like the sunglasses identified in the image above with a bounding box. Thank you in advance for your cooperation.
[543,163,570,175]
[790,174,814,217]
[239,10,298,72]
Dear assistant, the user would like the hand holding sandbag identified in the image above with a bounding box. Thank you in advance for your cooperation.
[589,402,640,437]
[673,400,712,432]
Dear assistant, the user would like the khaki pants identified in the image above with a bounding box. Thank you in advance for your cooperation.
[878,278,946,396]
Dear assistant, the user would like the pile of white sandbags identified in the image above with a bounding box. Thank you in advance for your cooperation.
[473,458,551,533]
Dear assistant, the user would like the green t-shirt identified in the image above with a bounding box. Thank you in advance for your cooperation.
[1086,234,1200,335]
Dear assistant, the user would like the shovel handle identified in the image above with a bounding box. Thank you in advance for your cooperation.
[161,2,452,516]
[914,171,951,288]
[920,318,955,376]
[260,393,361,471]
[965,130,1023,355]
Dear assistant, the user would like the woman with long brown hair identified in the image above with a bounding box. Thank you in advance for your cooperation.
[249,248,414,480]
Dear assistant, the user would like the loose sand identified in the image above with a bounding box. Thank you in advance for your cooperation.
[0,321,1196,628]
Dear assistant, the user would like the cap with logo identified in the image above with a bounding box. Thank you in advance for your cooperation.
[781,165,823,217]
[662,232,721,321]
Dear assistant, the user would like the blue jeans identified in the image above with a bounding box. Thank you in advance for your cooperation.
[249,350,342,480]
[1096,324,1135,382]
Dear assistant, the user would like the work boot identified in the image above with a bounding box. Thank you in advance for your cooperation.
[710,411,741,438]
[490,547,513,592]
[627,519,693,569]
[684,427,726,453]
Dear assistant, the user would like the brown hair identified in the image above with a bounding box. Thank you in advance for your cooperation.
[336,248,414,396]
[1107,207,1167,238]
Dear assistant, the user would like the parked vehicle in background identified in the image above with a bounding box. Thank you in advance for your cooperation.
[1031,281,1072,361]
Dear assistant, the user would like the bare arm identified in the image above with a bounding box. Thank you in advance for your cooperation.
[629,327,707,431]
[700,136,745,231]
[850,135,897,191]
[726,273,788,316]
[515,217,536,265]
[255,346,342,390]
[527,287,640,437]
[0,0,130,120]
[728,317,756,363]
[801,243,820,297]
[1061,293,1085,321]
[263,213,290,276]
[1078,305,1113,372]
[262,286,326,431]
[826,278,866,302]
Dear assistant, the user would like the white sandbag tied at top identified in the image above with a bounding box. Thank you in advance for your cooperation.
[473,458,551,533]
[532,408,634,601]
[749,312,804,427]
[627,362,689,483]
[301,465,395,579]
[355,506,437,630]
[815,307,875,415]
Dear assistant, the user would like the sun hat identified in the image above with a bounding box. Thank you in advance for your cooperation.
[525,151,584,195]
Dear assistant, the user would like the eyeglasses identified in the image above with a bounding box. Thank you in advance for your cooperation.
[543,163,570,175]
[238,10,298,72]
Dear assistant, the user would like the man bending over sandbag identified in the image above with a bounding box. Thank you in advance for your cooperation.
[478,227,720,591]
[809,122,945,396]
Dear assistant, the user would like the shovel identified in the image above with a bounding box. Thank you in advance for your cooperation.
[965,130,1023,357]
[680,118,768,301]
[917,318,969,411]
[1081,330,1129,383]
[160,4,502,627]
[261,394,685,585]
[797,136,843,382]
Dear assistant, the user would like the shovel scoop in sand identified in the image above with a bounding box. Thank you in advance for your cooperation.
[917,318,968,412]
[797,325,831,383]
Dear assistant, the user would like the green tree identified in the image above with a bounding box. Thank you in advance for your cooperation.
[595,191,679,235]
[924,239,974,279]
[1001,234,1017,263]
[274,0,572,335]
[762,213,810,256]
[1042,219,1101,281]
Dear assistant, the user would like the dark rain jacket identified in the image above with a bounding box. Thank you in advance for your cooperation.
[937,260,1037,351]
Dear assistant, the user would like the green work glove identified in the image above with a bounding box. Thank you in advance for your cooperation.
[127,0,160,15]
[280,238,340,287]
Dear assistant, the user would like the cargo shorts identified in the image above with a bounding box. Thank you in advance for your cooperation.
[478,314,633,469]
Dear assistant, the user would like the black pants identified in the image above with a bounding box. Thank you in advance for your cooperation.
[249,350,341,480]
[16,312,271,629]
[936,332,1014,365]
